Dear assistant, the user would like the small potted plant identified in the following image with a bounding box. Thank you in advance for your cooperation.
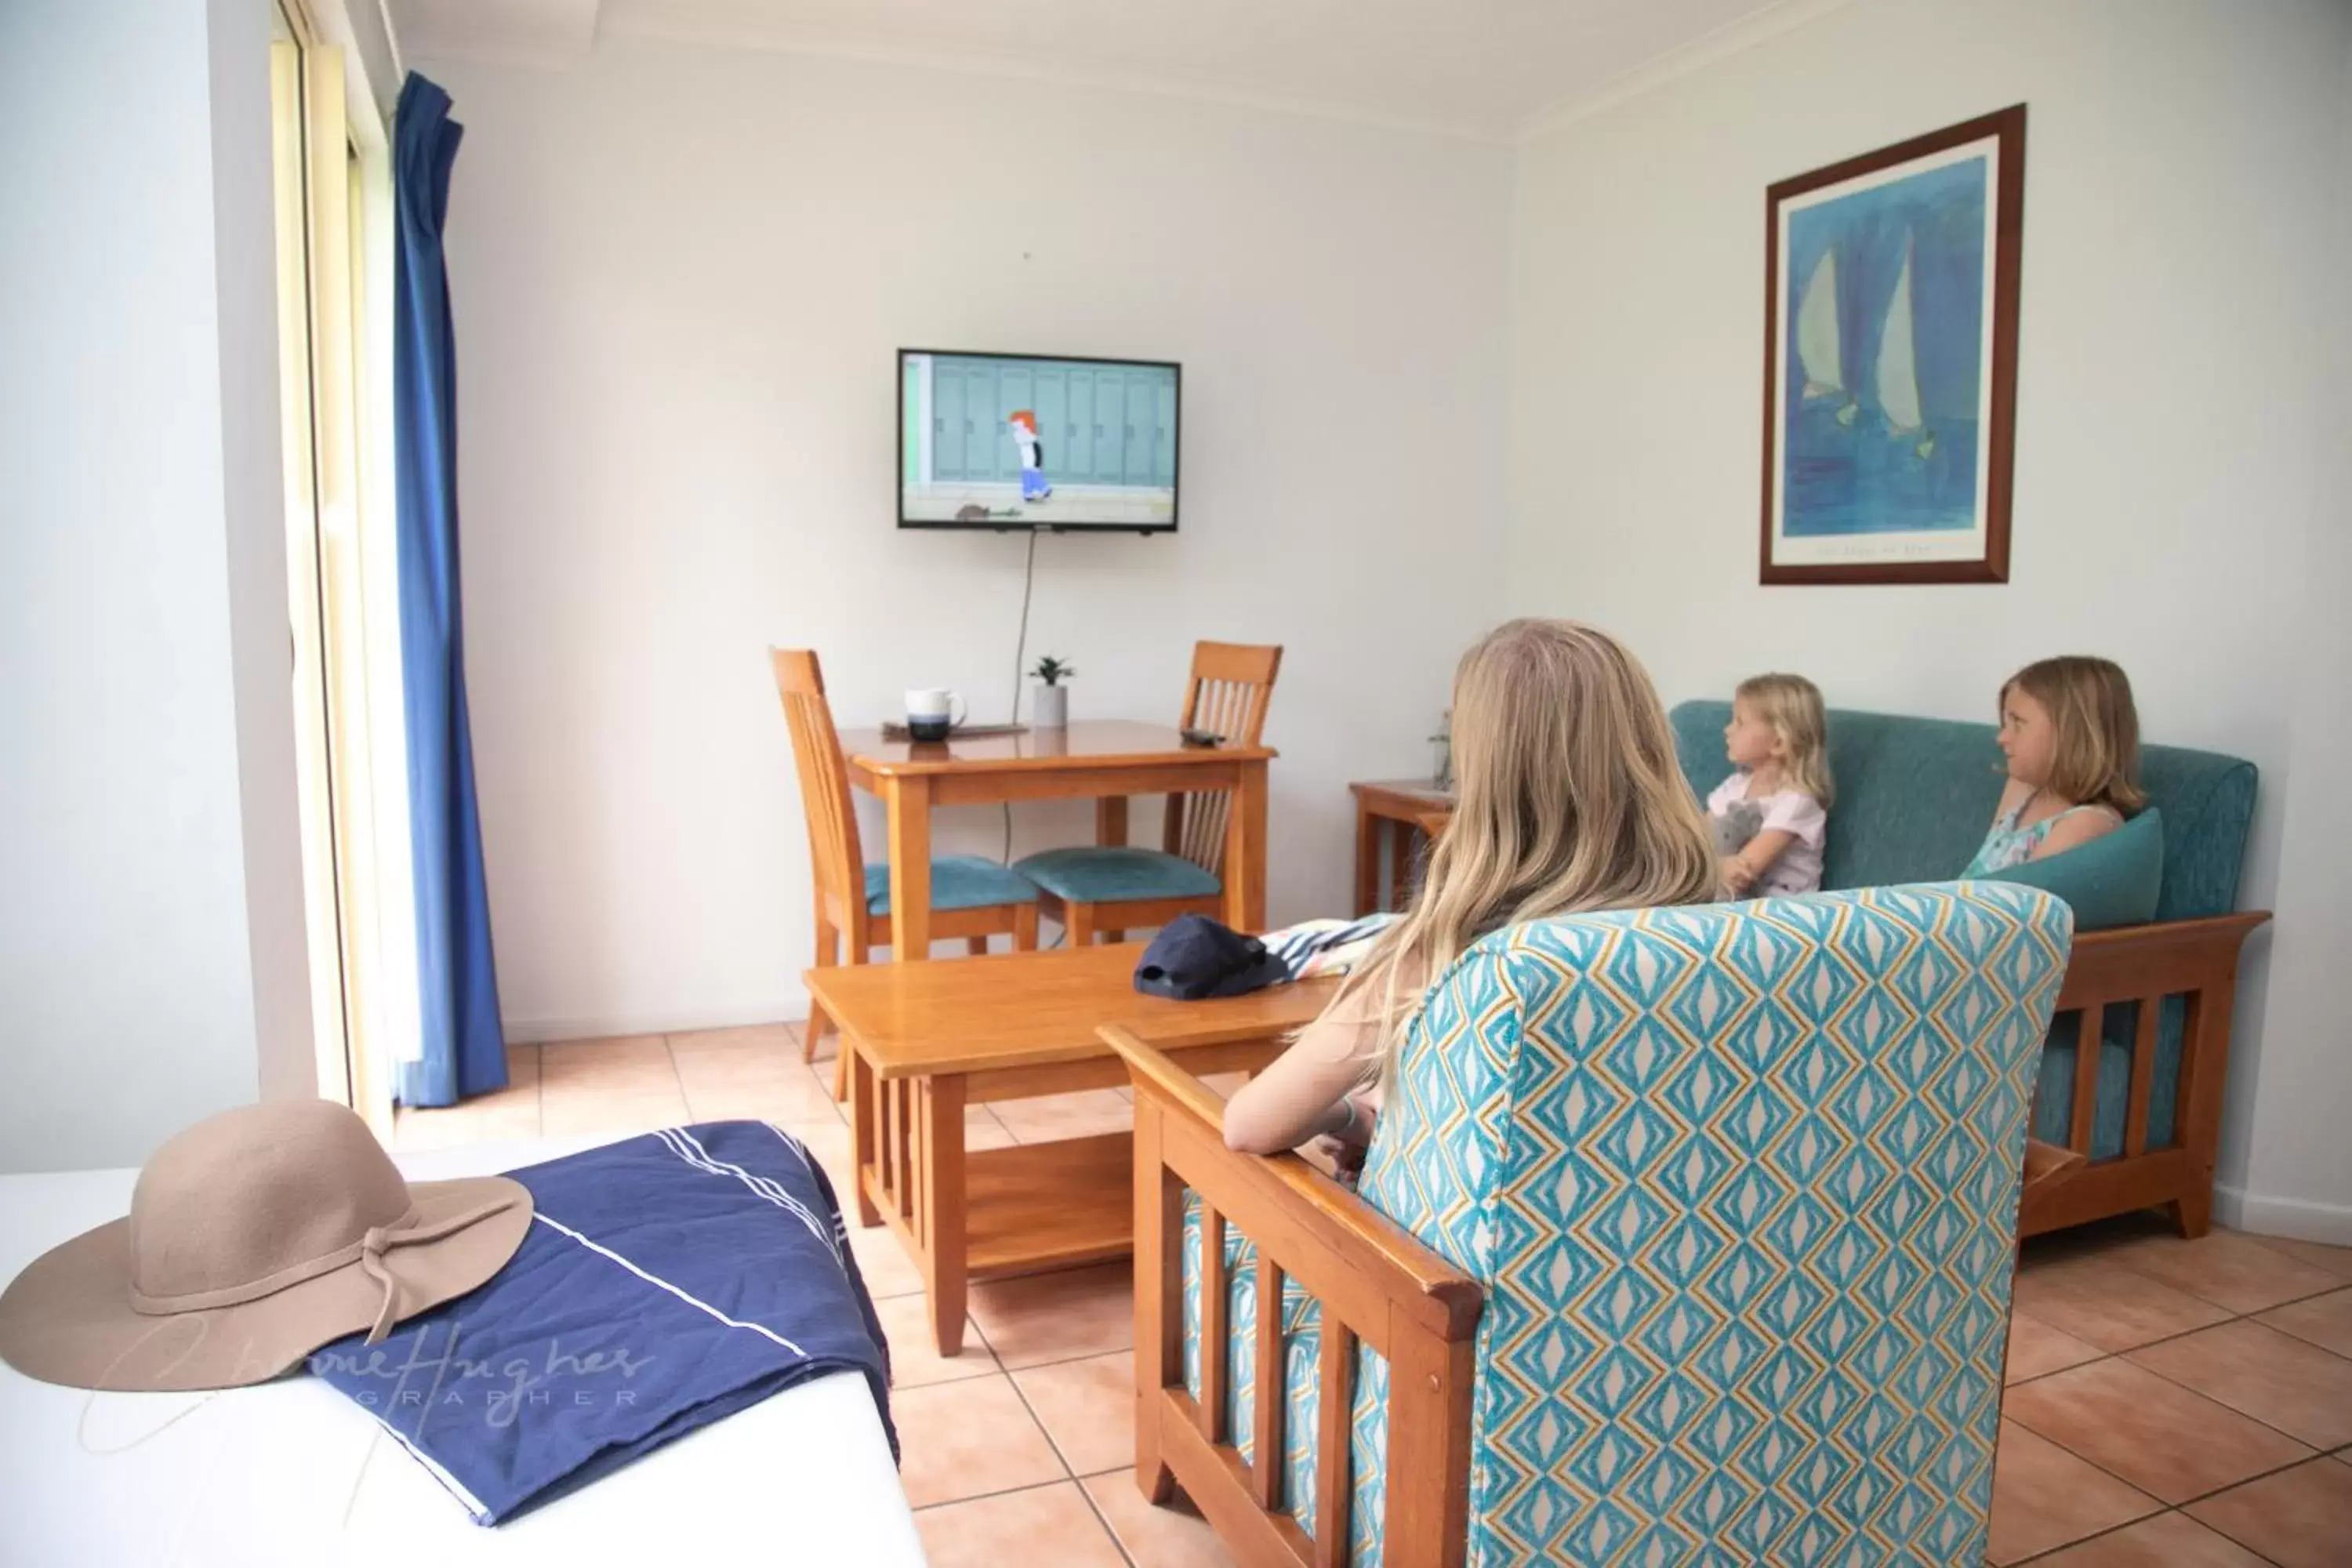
[1030,655,1074,729]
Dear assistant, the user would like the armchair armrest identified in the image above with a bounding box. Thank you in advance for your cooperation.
[2024,909,2271,1240]
[1102,1024,1481,1338]
[1102,1022,1482,1567]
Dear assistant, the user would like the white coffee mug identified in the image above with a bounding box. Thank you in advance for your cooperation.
[904,688,966,741]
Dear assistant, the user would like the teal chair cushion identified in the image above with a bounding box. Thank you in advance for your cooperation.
[1012,846,1221,906]
[1180,1196,1338,1535]
[1982,808,2165,932]
[863,855,1036,916]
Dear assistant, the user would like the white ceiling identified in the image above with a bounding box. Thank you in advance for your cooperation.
[387,0,1837,140]
[390,0,602,68]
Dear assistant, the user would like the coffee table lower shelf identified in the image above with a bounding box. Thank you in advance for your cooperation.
[966,1132,1135,1275]
[857,1128,1139,1356]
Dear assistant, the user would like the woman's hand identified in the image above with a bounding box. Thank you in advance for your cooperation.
[1310,1134,1367,1186]
[1224,960,1415,1154]
[1309,1101,1377,1186]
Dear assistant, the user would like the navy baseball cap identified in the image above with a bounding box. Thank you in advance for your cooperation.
[1133,915,1292,1000]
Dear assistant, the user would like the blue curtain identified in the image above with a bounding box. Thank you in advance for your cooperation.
[393,74,506,1108]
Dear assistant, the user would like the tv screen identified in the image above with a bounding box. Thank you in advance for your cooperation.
[899,350,1179,532]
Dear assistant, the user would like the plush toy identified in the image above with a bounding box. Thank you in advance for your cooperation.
[1711,799,1764,859]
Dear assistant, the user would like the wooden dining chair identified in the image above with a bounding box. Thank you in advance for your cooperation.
[1014,641,1282,944]
[772,649,1040,1092]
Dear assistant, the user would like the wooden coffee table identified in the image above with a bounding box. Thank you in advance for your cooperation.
[806,942,1334,1356]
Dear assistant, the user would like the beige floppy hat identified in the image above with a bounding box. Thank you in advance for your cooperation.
[0,1099,532,1392]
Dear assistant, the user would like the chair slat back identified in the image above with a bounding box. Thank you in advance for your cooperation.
[1167,641,1283,875]
[771,648,863,912]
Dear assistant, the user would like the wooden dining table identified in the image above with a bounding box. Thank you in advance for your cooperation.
[837,720,1274,956]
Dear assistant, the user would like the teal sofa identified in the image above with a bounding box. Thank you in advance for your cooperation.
[1112,884,2074,1566]
[1669,701,2268,1239]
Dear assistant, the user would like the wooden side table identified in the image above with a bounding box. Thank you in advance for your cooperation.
[1349,779,1454,915]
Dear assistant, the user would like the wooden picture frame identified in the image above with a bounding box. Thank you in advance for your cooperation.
[1760,105,2026,585]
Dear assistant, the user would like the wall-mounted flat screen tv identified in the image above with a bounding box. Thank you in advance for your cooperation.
[898,350,1179,532]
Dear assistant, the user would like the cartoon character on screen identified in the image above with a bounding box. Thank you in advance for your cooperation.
[1007,409,1052,503]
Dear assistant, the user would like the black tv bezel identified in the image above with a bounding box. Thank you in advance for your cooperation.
[895,348,1181,535]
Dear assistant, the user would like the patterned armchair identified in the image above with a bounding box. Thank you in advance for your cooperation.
[1105,883,2074,1566]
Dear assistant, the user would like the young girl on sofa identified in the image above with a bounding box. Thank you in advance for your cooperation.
[1222,619,1719,1160]
[1967,655,2146,871]
[1709,673,1833,898]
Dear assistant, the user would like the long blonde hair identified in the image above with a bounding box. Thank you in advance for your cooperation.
[2003,655,2146,814]
[1343,619,1719,1080]
[1737,672,1835,806]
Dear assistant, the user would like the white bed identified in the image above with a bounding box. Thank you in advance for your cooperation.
[0,1136,925,1566]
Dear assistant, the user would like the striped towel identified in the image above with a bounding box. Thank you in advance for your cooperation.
[307,1121,893,1524]
[1259,913,1397,981]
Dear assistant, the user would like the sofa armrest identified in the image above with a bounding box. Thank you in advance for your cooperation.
[2023,909,2270,1240]
[1102,1022,1482,1567]
[2055,910,2270,1009]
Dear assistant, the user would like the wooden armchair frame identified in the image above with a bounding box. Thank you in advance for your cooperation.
[2016,910,2270,1239]
[1102,1024,1483,1568]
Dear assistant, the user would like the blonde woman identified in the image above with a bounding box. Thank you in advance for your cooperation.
[1966,655,2146,871]
[1711,673,1835,898]
[1223,619,1720,1159]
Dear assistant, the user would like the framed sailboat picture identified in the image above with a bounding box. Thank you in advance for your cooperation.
[1761,105,2026,584]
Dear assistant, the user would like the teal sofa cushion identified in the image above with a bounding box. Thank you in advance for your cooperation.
[1013,846,1221,906]
[1984,808,2165,931]
[1669,701,2257,920]
[1994,807,2167,1155]
[2033,1014,2185,1158]
[863,855,1036,916]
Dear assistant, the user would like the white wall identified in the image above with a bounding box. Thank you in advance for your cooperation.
[417,38,1512,1040]
[2235,18,2352,1241]
[0,0,307,1171]
[1507,0,2352,1233]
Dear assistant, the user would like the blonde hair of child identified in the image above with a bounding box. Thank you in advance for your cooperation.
[2002,655,2147,815]
[1338,619,1720,1083]
[1736,672,1835,808]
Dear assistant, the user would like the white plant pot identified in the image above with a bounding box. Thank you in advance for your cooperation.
[1032,684,1069,729]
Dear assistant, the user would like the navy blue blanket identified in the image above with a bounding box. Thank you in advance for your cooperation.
[308,1121,895,1523]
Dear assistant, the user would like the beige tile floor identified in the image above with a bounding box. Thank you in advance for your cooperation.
[397,1030,2352,1566]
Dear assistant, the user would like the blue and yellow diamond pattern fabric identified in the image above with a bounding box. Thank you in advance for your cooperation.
[1178,883,2070,1566]
[1179,1193,1390,1547]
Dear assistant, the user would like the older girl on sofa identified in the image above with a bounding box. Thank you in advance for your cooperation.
[1968,655,2147,871]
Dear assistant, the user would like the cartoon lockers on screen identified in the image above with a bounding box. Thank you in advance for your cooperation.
[912,356,1176,488]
